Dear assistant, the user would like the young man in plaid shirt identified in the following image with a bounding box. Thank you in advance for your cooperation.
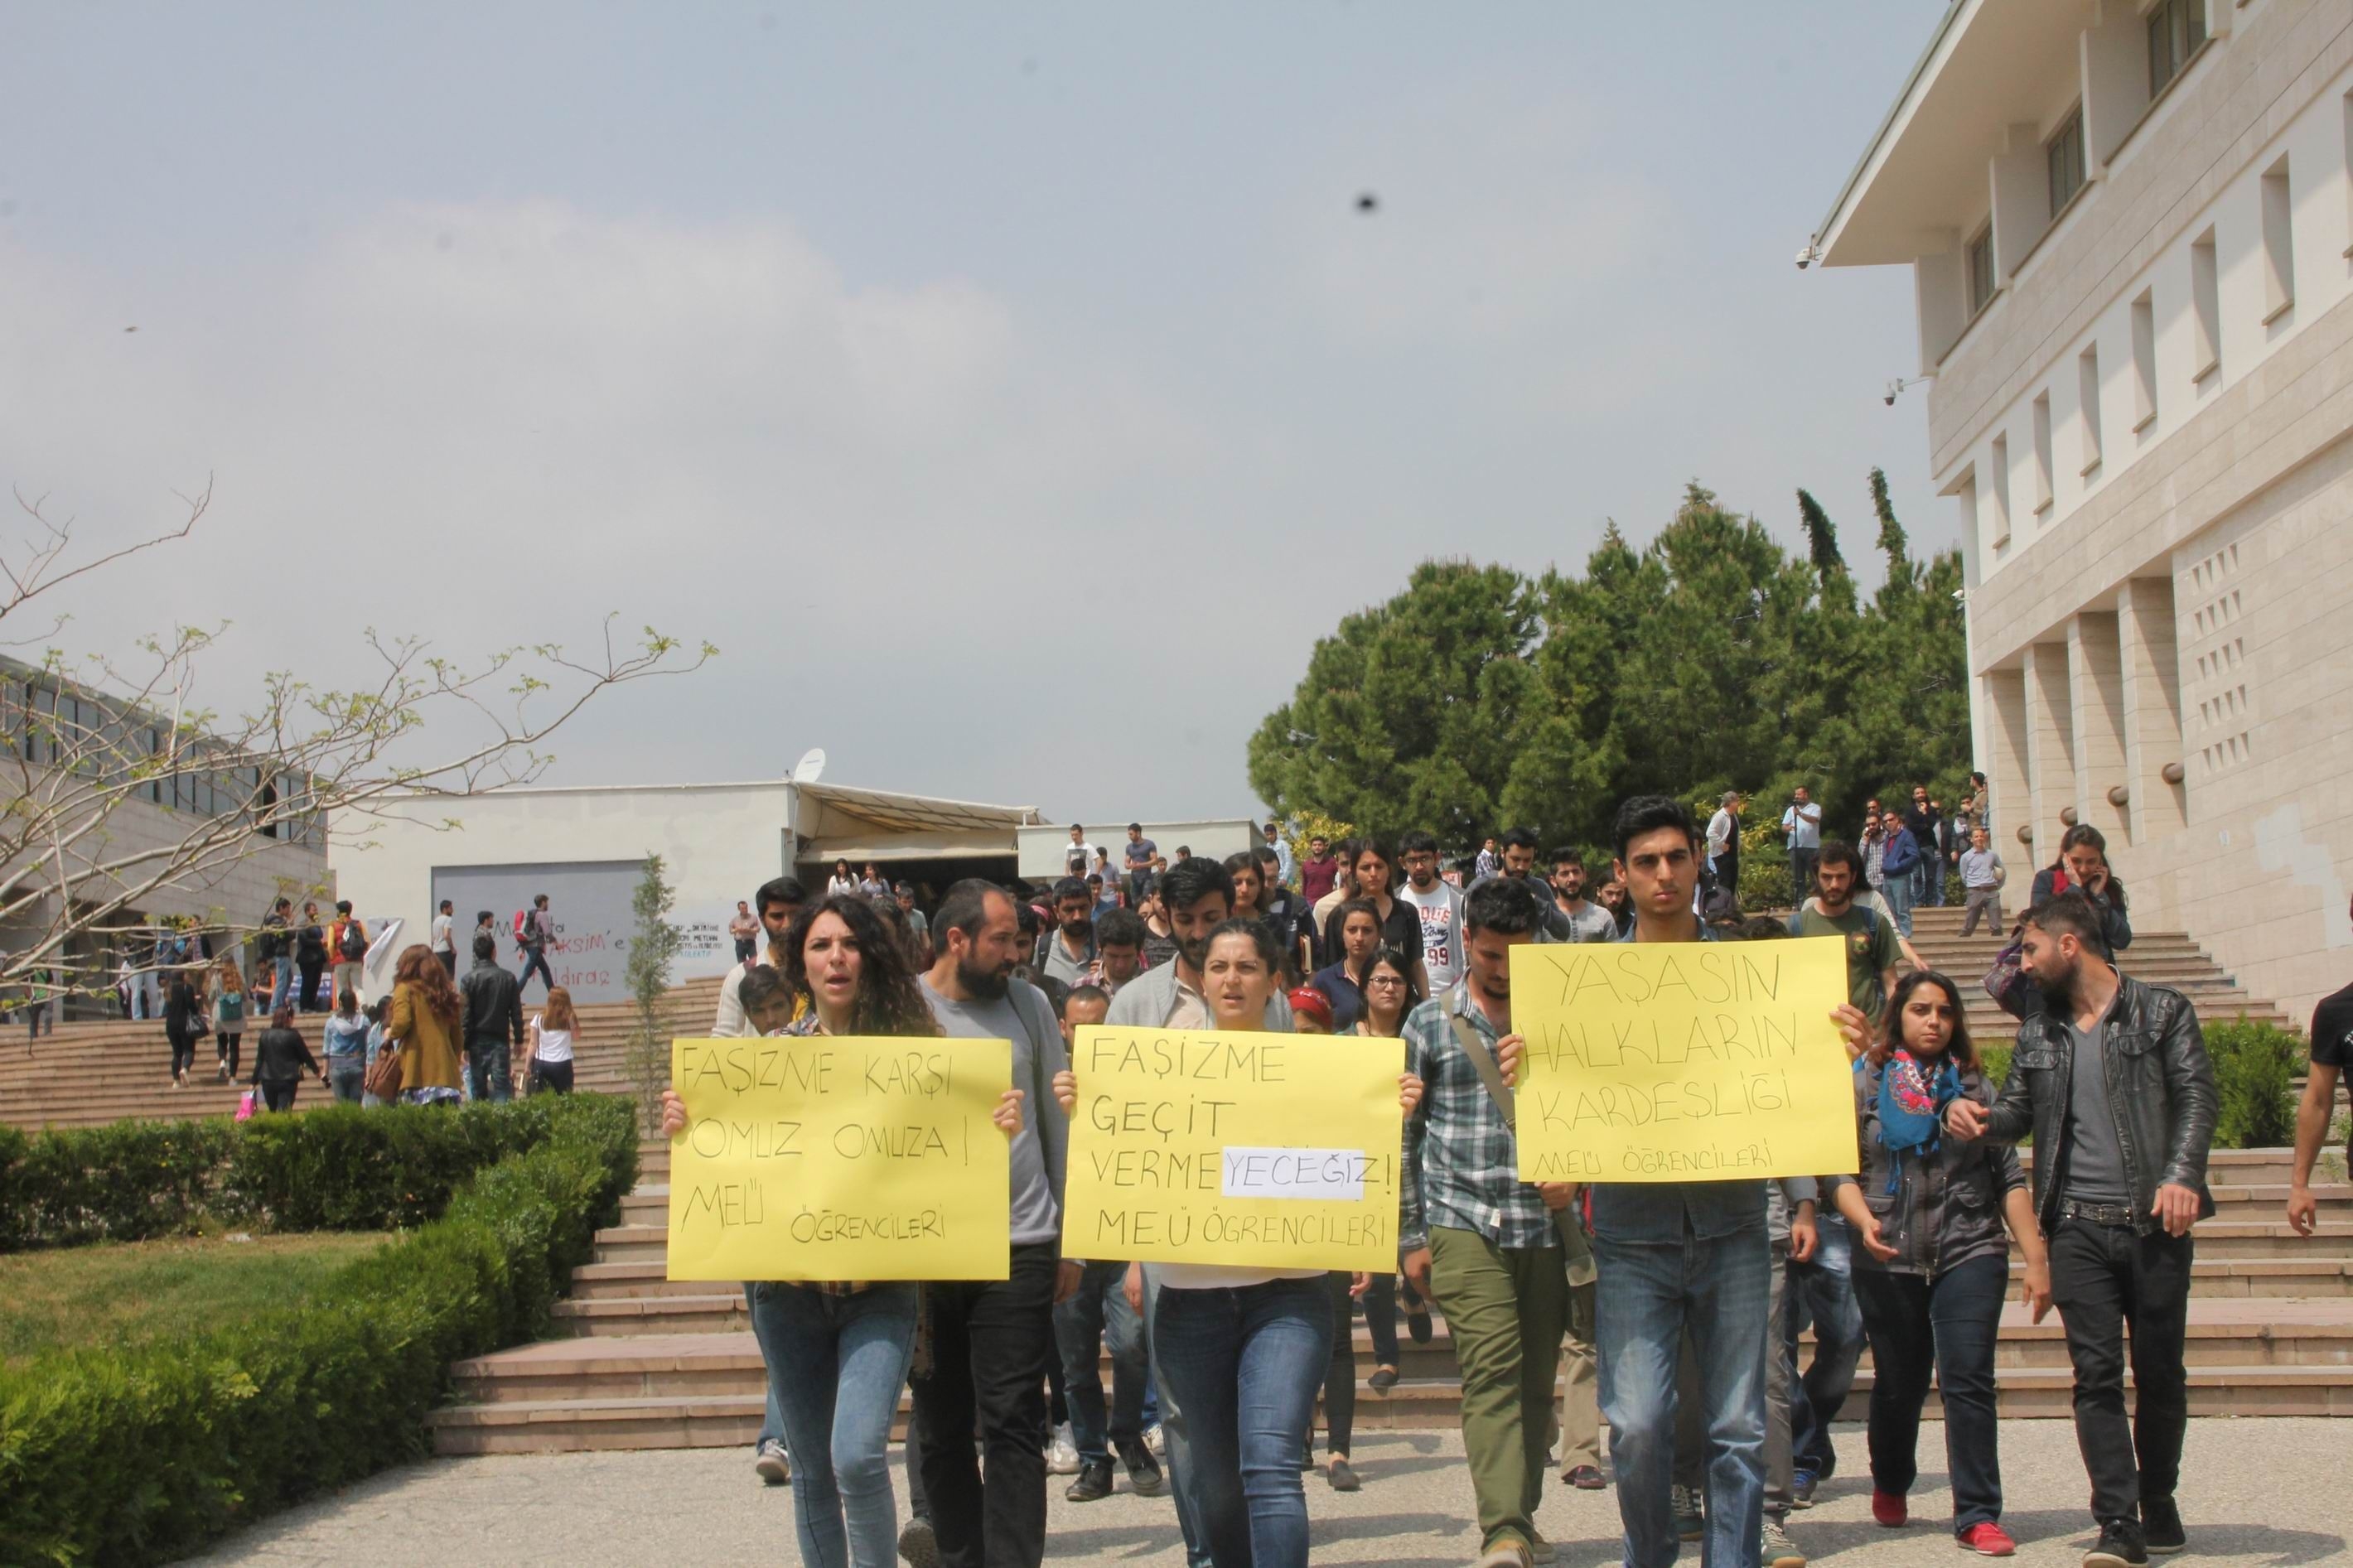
[1399,876,1569,1568]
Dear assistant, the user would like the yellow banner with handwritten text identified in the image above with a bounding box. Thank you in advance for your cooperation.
[664,1035,1012,1281]
[1060,1025,1404,1272]
[1509,937,1859,1183]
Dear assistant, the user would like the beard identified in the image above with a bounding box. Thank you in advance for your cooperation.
[958,954,1011,1001]
[2032,957,2076,1007]
[1176,934,1211,972]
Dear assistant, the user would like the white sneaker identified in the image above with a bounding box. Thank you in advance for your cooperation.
[753,1437,790,1485]
[1143,1422,1166,1459]
[1045,1423,1080,1475]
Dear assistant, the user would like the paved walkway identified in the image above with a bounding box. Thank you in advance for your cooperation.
[187,1421,2346,1566]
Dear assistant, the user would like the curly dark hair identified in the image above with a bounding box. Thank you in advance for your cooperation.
[783,894,940,1037]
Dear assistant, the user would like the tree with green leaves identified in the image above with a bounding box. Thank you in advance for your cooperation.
[1248,474,1971,856]
[622,852,683,1133]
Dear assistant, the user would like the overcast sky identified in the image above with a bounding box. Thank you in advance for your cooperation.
[1,3,1942,824]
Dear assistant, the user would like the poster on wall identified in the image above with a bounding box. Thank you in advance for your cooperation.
[428,861,740,1006]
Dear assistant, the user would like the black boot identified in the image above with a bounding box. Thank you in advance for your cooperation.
[1064,1459,1114,1503]
[1117,1437,1166,1498]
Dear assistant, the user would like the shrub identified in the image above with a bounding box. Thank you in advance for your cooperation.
[0,1118,230,1250]
[2203,1018,2302,1150]
[0,1093,637,1252]
[0,1093,636,1566]
[1739,842,1794,911]
[215,1095,588,1232]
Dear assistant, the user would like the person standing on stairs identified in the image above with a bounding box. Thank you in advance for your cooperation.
[663,897,1026,1568]
[2288,895,2353,1238]
[1944,890,2214,1567]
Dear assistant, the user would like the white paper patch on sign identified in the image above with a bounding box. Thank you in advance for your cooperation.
[1220,1146,1366,1201]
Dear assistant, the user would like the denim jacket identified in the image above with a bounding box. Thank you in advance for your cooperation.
[1586,918,1768,1246]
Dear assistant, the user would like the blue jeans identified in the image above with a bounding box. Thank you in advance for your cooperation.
[327,1061,365,1104]
[748,1283,785,1450]
[1786,1214,1865,1478]
[519,947,554,994]
[1595,1225,1771,1568]
[1882,868,1916,937]
[1140,1269,1213,1568]
[1152,1274,1331,1568]
[751,1281,917,1568]
[1055,1260,1147,1465]
[465,1039,514,1103]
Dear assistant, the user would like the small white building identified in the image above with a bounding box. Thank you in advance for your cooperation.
[331,779,1038,1004]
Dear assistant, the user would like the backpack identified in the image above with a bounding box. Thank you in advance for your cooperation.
[338,921,368,961]
[514,909,531,945]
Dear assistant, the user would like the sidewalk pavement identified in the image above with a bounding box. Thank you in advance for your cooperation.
[185,1419,2346,1566]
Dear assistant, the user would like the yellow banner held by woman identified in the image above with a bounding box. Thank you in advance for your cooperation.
[1508,936,1860,1183]
[664,1035,1012,1282]
[1060,1025,1404,1273]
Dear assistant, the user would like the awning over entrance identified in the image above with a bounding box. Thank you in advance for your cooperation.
[793,783,1037,865]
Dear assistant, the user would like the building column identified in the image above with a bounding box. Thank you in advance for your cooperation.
[2119,577,2187,841]
[2069,611,2130,847]
[2022,642,2075,869]
[1982,668,2031,856]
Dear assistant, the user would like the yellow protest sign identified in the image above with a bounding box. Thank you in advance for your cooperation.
[1060,1025,1404,1273]
[1508,936,1859,1183]
[664,1035,1012,1282]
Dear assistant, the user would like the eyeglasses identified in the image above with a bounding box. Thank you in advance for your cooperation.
[1365,974,1407,987]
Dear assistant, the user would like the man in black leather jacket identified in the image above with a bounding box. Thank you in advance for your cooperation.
[1946,890,2215,1567]
[457,933,524,1103]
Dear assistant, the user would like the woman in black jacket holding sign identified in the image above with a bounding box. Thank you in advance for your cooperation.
[660,895,1022,1568]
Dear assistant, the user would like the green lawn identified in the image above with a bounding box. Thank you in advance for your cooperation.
[0,1230,389,1366]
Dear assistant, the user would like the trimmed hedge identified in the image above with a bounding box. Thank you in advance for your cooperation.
[0,1119,231,1251]
[0,1096,616,1253]
[0,1093,637,1566]
[218,1095,618,1233]
[2204,1018,2302,1151]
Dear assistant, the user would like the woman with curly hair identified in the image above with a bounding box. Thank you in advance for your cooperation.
[389,942,464,1106]
[662,894,1022,1568]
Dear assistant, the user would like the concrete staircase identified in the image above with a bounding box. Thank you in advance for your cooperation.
[425,1142,2353,1455]
[0,974,729,1131]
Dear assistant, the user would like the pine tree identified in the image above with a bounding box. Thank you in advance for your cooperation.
[1796,488,1846,580]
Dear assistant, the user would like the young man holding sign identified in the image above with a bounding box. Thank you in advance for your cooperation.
[916,880,1074,1568]
[1399,874,1570,1568]
[1501,796,1776,1568]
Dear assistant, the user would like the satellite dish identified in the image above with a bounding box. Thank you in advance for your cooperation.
[791,747,828,784]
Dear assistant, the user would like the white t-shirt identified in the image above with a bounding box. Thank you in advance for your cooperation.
[1397,879,1466,993]
[531,1016,575,1063]
[431,912,454,953]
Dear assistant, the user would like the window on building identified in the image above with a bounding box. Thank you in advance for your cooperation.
[2259,155,2293,324]
[2130,290,2157,432]
[2047,107,2087,217]
[2032,393,2055,514]
[2078,345,2104,476]
[1988,432,2012,548]
[2147,0,2207,99]
[2190,226,2220,383]
[1965,224,1996,316]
